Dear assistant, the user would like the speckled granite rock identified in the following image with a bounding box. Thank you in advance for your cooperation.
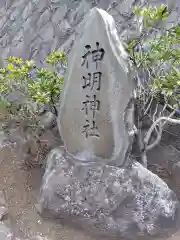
[37,147,180,240]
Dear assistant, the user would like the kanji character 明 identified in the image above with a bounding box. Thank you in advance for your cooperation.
[82,71,102,91]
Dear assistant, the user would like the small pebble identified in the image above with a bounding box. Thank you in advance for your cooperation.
[0,206,8,220]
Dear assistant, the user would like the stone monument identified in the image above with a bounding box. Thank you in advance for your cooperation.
[37,7,180,240]
[58,7,135,166]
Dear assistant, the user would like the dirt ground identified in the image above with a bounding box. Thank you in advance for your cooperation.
[0,144,96,240]
[0,142,179,240]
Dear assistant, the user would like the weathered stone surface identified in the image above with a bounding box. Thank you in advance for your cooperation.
[58,8,135,166]
[38,111,57,130]
[172,162,180,187]
[147,145,180,175]
[26,237,49,240]
[13,235,49,240]
[0,223,13,240]
[0,191,8,221]
[0,206,8,221]
[147,145,180,193]
[0,0,179,66]
[161,124,180,152]
[37,147,180,240]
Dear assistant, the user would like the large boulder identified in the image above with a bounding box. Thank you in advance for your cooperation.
[37,147,180,240]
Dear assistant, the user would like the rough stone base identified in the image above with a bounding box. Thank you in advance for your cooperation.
[37,147,180,240]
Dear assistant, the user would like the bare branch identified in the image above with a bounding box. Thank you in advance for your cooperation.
[153,103,159,122]
[144,111,178,147]
[146,125,162,151]
[144,96,153,115]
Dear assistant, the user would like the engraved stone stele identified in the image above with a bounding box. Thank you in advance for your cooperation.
[58,7,135,165]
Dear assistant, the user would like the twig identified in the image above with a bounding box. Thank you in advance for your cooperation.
[146,125,162,151]
[153,103,159,122]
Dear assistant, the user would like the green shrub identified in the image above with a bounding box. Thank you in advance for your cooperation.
[125,4,180,166]
[127,4,180,111]
[0,51,67,130]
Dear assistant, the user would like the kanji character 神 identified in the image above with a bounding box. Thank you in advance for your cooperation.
[81,94,100,118]
[81,42,105,69]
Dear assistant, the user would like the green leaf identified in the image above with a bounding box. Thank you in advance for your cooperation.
[134,7,141,15]
[7,63,15,72]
